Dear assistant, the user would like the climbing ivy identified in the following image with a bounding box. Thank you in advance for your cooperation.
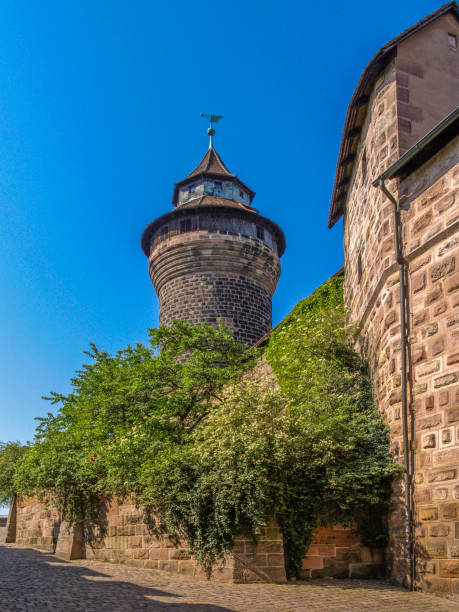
[264,275,398,577]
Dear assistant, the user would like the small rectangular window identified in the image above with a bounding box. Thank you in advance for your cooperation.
[448,33,457,49]
[239,190,244,198]
[189,184,196,193]
[180,219,192,233]
[160,226,168,241]
[215,181,222,189]
[357,251,363,282]
[361,149,367,181]
[256,226,264,241]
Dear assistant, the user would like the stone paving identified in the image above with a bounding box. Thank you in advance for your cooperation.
[1,543,458,611]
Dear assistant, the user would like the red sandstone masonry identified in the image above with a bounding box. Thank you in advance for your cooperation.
[344,104,459,596]
[9,496,382,582]
[15,497,60,552]
[302,525,384,579]
[10,496,286,584]
[341,14,459,597]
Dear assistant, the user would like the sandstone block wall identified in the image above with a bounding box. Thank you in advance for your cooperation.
[345,139,458,594]
[302,525,384,579]
[9,496,384,583]
[9,496,287,583]
[394,11,458,154]
[84,500,286,583]
[15,497,60,552]
[341,16,459,595]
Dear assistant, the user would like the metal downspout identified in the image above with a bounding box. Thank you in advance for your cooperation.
[376,177,414,590]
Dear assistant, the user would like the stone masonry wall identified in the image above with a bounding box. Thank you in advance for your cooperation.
[15,497,60,552]
[10,494,384,582]
[158,273,271,346]
[149,229,281,345]
[341,19,459,595]
[303,525,384,579]
[10,496,287,583]
[399,144,459,596]
[347,149,459,594]
[84,499,286,583]
[395,12,459,155]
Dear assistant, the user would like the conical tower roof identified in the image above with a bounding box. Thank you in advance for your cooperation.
[185,147,235,178]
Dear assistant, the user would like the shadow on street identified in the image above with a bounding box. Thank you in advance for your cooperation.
[0,544,235,611]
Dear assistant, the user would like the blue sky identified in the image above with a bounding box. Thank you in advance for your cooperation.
[0,0,443,445]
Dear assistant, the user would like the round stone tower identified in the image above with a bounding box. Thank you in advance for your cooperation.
[141,140,285,345]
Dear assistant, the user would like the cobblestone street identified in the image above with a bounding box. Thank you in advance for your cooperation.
[1,544,458,611]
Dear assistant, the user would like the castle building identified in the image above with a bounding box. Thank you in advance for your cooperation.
[329,1,459,595]
[141,135,285,345]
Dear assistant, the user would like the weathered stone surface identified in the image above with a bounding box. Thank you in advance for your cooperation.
[13,497,286,584]
[145,196,284,346]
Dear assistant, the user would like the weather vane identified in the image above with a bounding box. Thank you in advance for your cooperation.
[200,113,224,148]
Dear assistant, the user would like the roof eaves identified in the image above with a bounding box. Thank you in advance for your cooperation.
[328,1,459,229]
[141,203,286,257]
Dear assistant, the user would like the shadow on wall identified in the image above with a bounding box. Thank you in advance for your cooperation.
[0,545,235,611]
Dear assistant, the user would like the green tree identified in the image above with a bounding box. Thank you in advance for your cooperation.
[14,321,255,522]
[0,442,29,506]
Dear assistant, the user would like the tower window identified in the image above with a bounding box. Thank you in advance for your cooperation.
[215,181,222,189]
[189,184,196,193]
[160,226,168,241]
[239,190,244,198]
[448,33,457,49]
[180,219,192,233]
[256,225,264,240]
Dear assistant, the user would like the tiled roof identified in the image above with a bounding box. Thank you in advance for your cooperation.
[328,1,459,228]
[186,147,235,178]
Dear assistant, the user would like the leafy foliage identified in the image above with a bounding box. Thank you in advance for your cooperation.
[2,277,398,578]
[0,441,30,506]
[14,321,255,524]
[138,380,283,576]
[264,275,399,576]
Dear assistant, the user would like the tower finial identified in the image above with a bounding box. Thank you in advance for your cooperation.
[200,113,224,149]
